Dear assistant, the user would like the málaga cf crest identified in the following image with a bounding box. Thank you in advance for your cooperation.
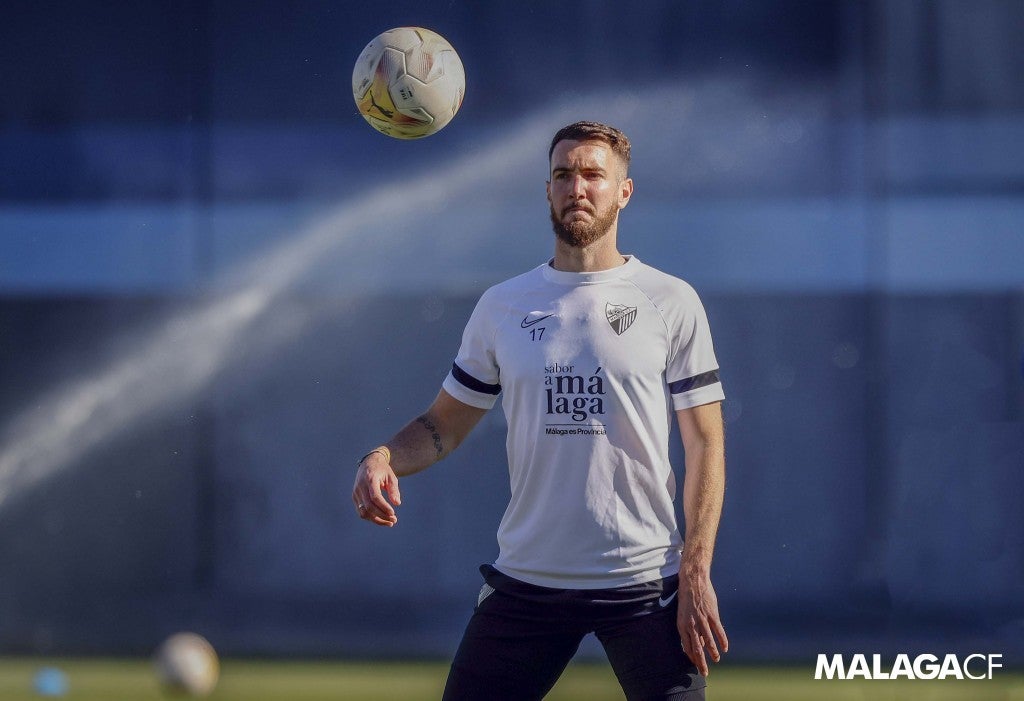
[605,302,638,335]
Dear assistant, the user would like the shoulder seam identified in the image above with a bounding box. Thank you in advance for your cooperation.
[625,277,672,339]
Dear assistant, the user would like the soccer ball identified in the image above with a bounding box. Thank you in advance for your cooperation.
[153,632,219,696]
[352,27,465,139]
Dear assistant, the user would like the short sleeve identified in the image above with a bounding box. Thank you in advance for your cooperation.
[442,291,502,410]
[666,289,725,411]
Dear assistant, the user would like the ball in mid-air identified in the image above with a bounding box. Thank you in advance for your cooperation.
[352,27,465,139]
[33,667,69,696]
[153,632,219,697]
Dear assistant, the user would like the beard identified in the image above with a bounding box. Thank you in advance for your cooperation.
[549,200,619,248]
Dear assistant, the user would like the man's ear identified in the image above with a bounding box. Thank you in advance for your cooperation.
[618,178,634,209]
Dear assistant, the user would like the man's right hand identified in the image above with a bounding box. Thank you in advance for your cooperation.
[352,451,402,527]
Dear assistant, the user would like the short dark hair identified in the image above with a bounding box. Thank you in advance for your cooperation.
[548,121,632,173]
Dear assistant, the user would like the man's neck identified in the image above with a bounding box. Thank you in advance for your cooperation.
[551,234,626,273]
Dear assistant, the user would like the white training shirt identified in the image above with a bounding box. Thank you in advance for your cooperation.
[442,256,724,589]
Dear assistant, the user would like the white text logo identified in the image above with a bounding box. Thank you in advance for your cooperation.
[815,653,1002,680]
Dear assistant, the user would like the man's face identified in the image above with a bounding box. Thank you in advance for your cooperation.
[547,139,632,248]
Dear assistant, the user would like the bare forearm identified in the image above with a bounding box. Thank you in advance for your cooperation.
[385,411,456,477]
[378,389,487,478]
[681,437,725,577]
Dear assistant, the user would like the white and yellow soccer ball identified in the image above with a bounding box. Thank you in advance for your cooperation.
[153,632,220,697]
[352,26,465,139]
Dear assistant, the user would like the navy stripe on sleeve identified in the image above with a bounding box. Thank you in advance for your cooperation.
[669,369,721,395]
[452,363,501,395]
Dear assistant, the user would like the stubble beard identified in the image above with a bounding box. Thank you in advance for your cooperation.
[549,201,619,249]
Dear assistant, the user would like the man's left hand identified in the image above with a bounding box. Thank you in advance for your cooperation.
[677,571,729,677]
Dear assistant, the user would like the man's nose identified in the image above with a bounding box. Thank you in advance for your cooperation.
[571,175,587,198]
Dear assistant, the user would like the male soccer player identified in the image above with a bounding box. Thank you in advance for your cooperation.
[352,121,728,700]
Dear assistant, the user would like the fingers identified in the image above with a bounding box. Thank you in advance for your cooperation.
[700,590,728,660]
[358,486,397,526]
[698,615,721,665]
[354,495,396,526]
[682,618,709,677]
[353,494,396,526]
[367,480,396,519]
[712,617,729,654]
[353,460,400,527]
[677,581,728,678]
[384,475,402,506]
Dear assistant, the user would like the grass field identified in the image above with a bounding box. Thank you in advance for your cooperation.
[1,658,1022,700]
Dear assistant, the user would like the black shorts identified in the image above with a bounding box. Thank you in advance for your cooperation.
[442,565,706,701]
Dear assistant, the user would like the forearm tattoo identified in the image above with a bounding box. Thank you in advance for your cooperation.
[417,415,444,457]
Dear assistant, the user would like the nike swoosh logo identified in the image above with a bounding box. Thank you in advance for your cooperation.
[658,591,678,608]
[521,314,554,328]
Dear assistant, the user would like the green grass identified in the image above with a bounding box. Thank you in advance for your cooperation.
[1,658,1022,700]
